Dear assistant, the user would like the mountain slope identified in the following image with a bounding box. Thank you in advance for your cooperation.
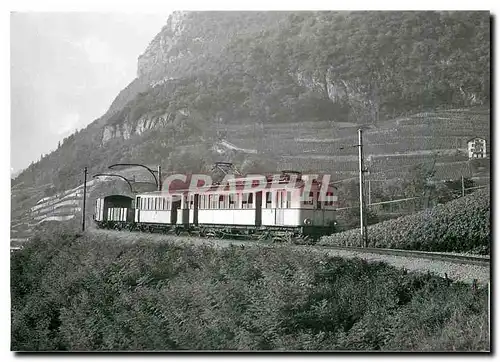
[11,11,490,230]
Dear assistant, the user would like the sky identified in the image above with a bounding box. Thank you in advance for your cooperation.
[10,12,171,174]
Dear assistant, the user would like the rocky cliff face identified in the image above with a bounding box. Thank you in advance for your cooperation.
[12,11,490,195]
[137,11,189,80]
[101,109,189,144]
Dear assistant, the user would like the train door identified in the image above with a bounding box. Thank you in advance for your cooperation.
[255,191,262,226]
[193,194,199,225]
[136,197,141,223]
[171,197,180,224]
[275,190,285,225]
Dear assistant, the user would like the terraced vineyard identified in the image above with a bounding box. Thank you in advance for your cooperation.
[10,166,159,243]
[221,107,490,184]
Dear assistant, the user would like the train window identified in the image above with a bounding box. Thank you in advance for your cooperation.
[281,190,288,208]
[242,193,253,209]
[219,195,224,209]
[265,191,272,208]
[325,191,334,206]
[286,191,291,208]
[304,191,314,206]
[229,194,234,209]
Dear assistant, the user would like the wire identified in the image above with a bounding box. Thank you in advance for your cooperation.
[330,159,437,185]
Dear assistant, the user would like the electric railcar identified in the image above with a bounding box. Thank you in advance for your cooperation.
[94,171,339,241]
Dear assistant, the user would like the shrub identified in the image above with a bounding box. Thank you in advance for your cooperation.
[11,230,489,351]
[321,188,490,254]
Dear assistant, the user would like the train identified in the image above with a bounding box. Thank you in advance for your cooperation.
[94,170,339,242]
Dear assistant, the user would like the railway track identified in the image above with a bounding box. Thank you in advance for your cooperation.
[12,228,490,267]
[15,229,490,284]
[89,228,490,267]
[312,245,490,267]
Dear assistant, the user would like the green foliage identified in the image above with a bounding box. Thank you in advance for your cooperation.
[11,231,489,351]
[321,188,490,254]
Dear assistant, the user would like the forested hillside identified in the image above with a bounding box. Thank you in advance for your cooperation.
[12,11,490,195]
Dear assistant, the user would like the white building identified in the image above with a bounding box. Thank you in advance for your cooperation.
[467,137,487,159]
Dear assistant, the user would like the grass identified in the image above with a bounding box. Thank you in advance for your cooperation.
[11,228,489,351]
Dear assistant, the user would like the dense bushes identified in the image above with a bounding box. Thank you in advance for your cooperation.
[320,188,490,254]
[11,230,489,351]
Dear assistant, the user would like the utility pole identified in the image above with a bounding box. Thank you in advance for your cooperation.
[358,129,368,247]
[461,175,465,197]
[368,178,372,206]
[82,167,87,232]
[157,165,162,191]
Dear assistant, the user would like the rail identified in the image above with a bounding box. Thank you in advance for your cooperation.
[310,245,490,267]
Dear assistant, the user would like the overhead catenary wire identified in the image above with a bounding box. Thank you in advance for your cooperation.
[329,159,439,185]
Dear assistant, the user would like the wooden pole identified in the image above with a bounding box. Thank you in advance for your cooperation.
[157,165,162,191]
[82,167,87,232]
[358,129,368,247]
[368,179,371,206]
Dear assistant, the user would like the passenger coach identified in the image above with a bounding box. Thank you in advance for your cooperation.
[95,171,339,241]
